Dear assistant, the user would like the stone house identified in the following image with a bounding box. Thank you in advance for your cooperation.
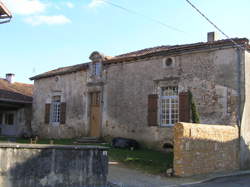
[30,33,250,167]
[0,74,33,137]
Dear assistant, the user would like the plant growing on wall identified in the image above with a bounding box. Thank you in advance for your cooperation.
[188,90,200,123]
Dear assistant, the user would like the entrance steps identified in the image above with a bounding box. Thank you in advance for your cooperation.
[75,137,105,144]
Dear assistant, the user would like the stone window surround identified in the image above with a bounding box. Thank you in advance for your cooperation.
[45,91,65,126]
[154,77,180,127]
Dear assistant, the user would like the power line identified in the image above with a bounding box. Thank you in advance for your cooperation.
[185,0,244,50]
[101,0,186,33]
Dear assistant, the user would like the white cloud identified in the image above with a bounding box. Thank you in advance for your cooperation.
[24,15,71,26]
[2,0,46,15]
[65,2,74,8]
[88,0,104,8]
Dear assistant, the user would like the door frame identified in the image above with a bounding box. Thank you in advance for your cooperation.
[87,91,103,137]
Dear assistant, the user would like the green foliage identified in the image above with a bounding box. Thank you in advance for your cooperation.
[188,90,200,123]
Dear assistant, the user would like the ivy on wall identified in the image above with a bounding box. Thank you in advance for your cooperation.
[188,90,200,123]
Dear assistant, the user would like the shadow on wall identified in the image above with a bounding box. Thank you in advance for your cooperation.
[0,145,108,187]
[240,136,250,169]
[174,123,240,177]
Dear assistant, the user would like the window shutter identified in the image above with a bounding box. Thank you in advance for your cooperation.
[148,94,158,126]
[179,92,190,122]
[45,104,50,124]
[60,102,66,124]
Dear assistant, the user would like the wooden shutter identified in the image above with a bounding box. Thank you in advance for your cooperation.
[148,94,158,126]
[179,92,190,122]
[45,104,50,124]
[60,102,66,124]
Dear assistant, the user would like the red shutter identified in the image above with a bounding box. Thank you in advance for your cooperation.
[148,94,158,126]
[179,92,190,122]
[45,104,50,124]
[60,102,66,124]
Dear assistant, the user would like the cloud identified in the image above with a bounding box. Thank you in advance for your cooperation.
[88,0,104,8]
[65,2,74,8]
[2,0,46,15]
[24,15,71,26]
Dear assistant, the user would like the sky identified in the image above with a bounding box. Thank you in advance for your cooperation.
[1,0,250,83]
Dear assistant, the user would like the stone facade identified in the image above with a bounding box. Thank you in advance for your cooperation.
[174,122,239,177]
[32,70,88,138]
[30,38,250,153]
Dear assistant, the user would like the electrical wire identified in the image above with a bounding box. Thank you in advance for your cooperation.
[101,0,186,33]
[185,0,245,50]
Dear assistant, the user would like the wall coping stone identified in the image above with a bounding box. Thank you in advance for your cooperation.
[0,143,109,150]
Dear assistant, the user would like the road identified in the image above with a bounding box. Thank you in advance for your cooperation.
[182,174,250,187]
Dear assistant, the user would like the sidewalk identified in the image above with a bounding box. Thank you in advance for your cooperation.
[108,163,250,187]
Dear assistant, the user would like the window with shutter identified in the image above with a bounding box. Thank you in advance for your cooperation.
[179,92,190,122]
[44,103,50,124]
[160,86,179,126]
[148,94,158,126]
[60,102,66,124]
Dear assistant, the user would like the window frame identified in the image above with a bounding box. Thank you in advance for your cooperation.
[50,96,61,125]
[91,62,101,76]
[4,112,15,125]
[160,86,179,127]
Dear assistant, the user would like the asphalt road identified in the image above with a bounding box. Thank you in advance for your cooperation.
[183,174,250,187]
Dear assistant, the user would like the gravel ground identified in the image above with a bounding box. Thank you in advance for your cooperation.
[108,164,195,187]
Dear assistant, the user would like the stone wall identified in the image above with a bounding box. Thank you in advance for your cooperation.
[102,47,239,148]
[240,50,250,169]
[0,143,108,187]
[32,70,88,138]
[174,122,239,177]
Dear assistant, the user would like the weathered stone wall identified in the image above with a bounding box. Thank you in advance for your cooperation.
[174,122,239,177]
[16,105,32,136]
[240,50,250,169]
[102,47,239,148]
[0,144,108,187]
[32,70,88,138]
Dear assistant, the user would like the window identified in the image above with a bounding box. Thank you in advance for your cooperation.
[92,62,101,76]
[160,86,179,126]
[51,96,61,124]
[5,113,14,125]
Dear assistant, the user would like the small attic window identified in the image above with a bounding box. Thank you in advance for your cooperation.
[92,62,101,76]
[163,57,175,68]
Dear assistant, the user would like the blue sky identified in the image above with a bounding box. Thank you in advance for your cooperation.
[1,0,250,83]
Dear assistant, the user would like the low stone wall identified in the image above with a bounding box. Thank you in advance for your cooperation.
[174,122,239,177]
[0,143,109,187]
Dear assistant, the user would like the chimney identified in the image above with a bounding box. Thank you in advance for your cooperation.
[207,32,219,42]
[6,73,15,83]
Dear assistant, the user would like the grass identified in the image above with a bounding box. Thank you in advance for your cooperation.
[0,137,173,175]
[108,146,173,175]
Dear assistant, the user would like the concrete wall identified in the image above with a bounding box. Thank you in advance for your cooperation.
[240,50,250,169]
[32,70,88,138]
[174,123,239,177]
[102,47,239,148]
[0,144,108,187]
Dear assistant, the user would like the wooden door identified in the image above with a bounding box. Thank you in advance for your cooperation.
[90,92,101,137]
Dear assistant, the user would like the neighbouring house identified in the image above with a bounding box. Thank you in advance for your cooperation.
[0,1,12,24]
[0,74,33,137]
[30,32,250,168]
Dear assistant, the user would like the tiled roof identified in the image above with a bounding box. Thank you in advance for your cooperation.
[30,63,89,80]
[31,38,249,80]
[0,79,33,103]
[104,38,249,64]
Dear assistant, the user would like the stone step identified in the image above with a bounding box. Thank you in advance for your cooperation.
[75,137,105,144]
